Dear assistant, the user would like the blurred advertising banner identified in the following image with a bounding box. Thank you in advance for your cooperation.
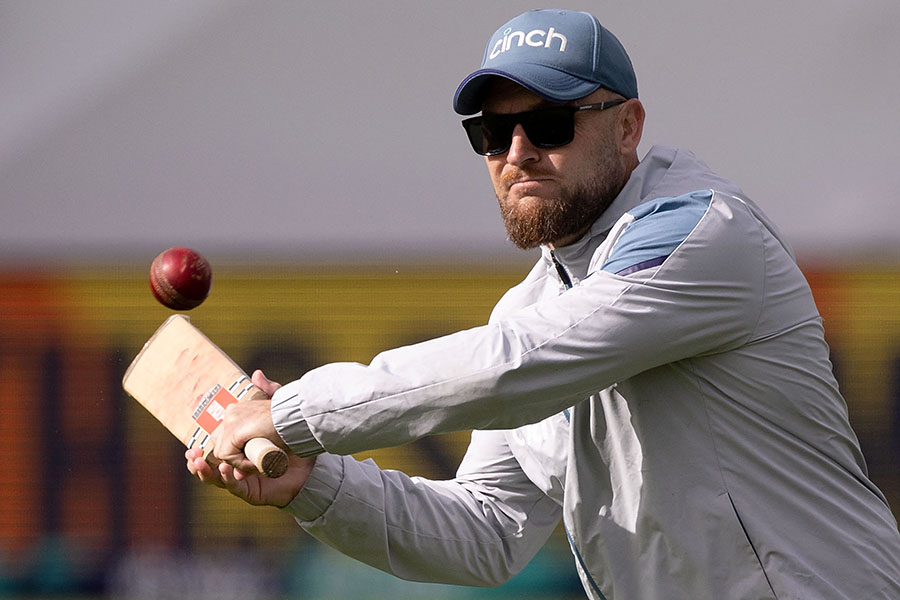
[0,264,898,597]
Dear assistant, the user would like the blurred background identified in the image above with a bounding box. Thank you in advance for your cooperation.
[1,1,899,598]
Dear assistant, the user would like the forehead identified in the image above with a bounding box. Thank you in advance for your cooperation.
[480,78,555,114]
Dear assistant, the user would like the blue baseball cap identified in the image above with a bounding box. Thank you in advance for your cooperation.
[453,9,638,115]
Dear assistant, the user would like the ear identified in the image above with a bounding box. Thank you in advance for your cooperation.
[617,99,645,156]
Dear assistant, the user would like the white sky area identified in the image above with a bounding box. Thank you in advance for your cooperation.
[2,1,899,266]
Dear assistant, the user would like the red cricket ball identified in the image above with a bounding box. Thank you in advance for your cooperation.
[149,247,212,310]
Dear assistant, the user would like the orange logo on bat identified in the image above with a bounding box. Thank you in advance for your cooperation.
[193,384,238,434]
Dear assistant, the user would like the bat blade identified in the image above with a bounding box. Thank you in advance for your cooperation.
[123,314,288,478]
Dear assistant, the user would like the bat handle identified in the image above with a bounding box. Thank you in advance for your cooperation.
[244,437,289,478]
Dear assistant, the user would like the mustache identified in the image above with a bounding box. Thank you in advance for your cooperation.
[500,168,554,188]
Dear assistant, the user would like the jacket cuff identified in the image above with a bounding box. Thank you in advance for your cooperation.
[271,382,325,457]
[282,452,344,522]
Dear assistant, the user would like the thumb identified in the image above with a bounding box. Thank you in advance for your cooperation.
[252,369,282,397]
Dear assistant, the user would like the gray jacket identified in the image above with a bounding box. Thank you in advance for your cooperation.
[275,146,900,599]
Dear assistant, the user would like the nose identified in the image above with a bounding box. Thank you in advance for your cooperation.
[505,124,540,166]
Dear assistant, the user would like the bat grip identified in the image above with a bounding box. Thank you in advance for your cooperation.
[244,437,289,478]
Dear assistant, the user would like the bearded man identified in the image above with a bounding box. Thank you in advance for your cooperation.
[189,9,900,600]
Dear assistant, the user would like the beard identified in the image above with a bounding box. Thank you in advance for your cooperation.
[496,143,627,250]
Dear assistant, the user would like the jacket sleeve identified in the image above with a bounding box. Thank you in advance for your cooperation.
[272,191,813,456]
[283,429,561,587]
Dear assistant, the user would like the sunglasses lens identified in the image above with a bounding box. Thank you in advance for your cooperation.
[523,108,574,148]
[463,116,511,156]
[462,108,576,156]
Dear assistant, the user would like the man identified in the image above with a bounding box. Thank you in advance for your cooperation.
[188,9,900,599]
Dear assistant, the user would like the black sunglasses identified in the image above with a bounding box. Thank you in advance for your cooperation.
[461,100,627,156]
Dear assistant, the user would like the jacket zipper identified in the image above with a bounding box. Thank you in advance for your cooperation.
[551,254,603,596]
[550,249,574,290]
[564,522,608,599]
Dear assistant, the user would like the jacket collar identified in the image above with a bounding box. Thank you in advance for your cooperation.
[540,145,684,280]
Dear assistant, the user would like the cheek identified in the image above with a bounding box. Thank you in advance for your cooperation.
[550,144,601,185]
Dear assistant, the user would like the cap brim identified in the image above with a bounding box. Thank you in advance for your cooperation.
[453,65,601,115]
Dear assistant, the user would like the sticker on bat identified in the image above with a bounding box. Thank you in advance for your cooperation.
[193,384,239,434]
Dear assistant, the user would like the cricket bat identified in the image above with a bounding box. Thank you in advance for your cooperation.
[123,314,289,478]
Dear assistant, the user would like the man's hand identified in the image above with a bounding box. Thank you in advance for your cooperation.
[185,369,317,507]
[211,369,285,473]
[186,447,315,508]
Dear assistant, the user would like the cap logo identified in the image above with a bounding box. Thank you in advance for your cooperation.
[488,26,568,60]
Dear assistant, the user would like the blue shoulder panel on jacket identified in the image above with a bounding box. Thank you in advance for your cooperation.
[600,190,713,276]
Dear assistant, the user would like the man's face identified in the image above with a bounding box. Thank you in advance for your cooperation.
[482,81,629,249]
